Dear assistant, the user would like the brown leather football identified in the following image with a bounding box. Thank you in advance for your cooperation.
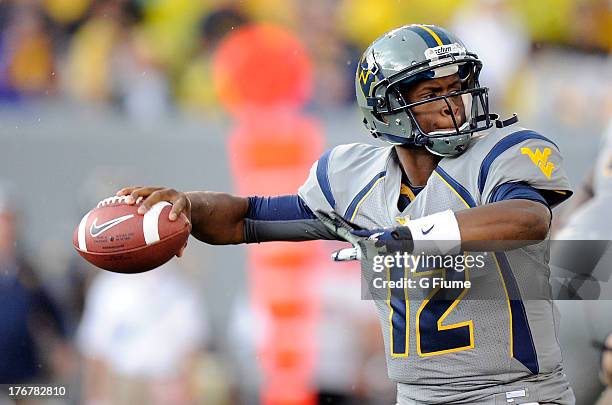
[73,196,191,273]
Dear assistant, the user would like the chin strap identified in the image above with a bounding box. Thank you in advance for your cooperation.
[472,113,519,128]
[473,113,497,124]
[495,113,519,128]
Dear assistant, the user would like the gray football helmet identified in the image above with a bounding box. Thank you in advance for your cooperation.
[355,24,493,156]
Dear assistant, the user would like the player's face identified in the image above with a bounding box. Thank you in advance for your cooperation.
[400,74,466,134]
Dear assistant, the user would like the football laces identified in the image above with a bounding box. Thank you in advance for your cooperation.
[96,195,142,208]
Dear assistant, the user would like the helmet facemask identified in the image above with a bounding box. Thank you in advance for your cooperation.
[369,57,492,157]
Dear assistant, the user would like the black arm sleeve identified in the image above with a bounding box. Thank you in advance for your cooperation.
[243,218,340,243]
[242,195,340,243]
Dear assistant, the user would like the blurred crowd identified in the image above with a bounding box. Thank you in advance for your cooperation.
[0,0,610,120]
[1,0,612,404]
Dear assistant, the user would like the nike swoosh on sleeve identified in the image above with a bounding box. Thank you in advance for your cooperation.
[421,224,435,235]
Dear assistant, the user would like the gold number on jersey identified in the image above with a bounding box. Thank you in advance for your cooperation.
[389,263,474,357]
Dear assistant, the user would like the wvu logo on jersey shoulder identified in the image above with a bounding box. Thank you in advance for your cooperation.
[520,147,555,179]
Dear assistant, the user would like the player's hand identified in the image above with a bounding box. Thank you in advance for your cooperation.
[115,186,191,257]
[314,210,414,260]
[314,210,366,245]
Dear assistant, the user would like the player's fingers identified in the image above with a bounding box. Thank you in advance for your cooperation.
[169,197,187,222]
[115,186,142,197]
[137,189,179,214]
[331,247,360,261]
[130,187,161,200]
[129,187,164,207]
[137,189,164,214]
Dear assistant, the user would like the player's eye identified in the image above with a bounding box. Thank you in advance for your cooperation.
[448,86,461,94]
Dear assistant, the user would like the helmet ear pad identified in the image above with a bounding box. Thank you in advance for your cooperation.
[368,83,416,144]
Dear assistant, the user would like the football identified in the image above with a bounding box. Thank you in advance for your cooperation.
[73,196,191,273]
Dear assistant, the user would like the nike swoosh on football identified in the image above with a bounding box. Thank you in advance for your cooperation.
[421,224,435,235]
[90,214,134,237]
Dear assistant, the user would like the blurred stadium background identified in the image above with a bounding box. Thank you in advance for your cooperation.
[0,0,611,404]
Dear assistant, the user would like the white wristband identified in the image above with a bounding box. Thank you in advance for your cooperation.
[404,210,462,255]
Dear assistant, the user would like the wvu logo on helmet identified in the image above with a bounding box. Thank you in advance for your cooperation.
[357,55,380,98]
[521,147,555,178]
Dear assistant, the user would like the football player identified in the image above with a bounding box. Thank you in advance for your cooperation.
[117,25,575,404]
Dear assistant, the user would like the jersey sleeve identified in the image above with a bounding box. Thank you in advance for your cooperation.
[298,143,384,215]
[297,148,338,213]
[479,130,573,208]
[487,182,548,207]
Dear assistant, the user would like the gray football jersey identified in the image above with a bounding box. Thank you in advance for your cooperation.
[298,124,575,404]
